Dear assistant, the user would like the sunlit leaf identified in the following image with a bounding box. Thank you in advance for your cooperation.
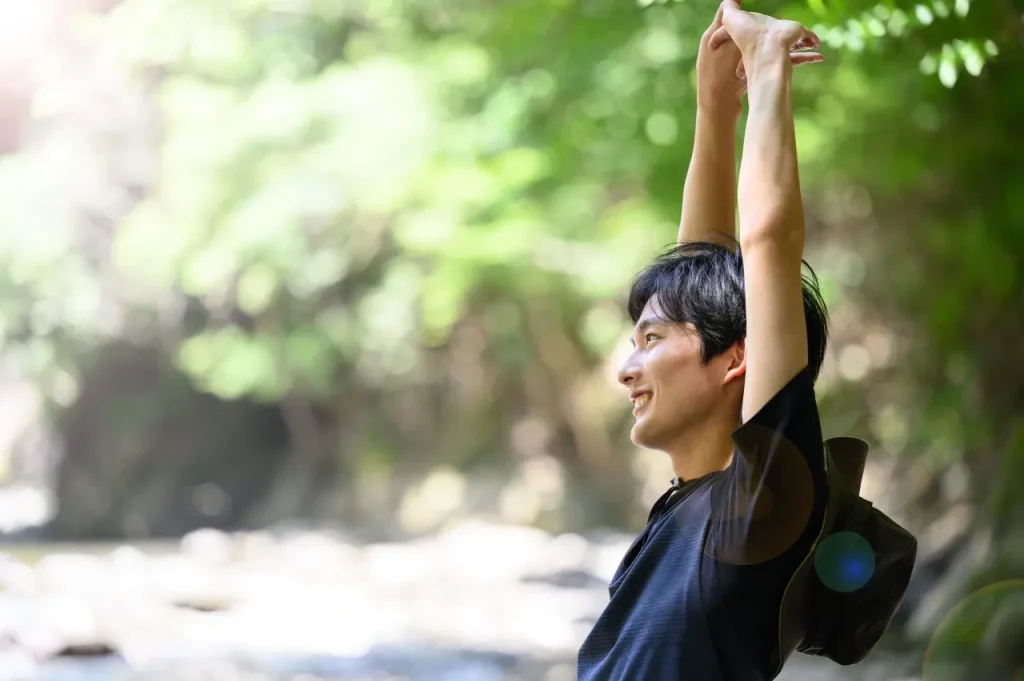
[237,265,280,315]
[938,47,959,87]
[956,41,985,77]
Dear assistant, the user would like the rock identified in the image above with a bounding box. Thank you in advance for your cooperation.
[151,556,233,612]
[362,542,423,589]
[14,595,118,660]
[108,545,148,571]
[34,554,109,595]
[2,525,918,680]
[278,531,359,581]
[0,486,50,535]
[434,520,552,583]
[238,530,277,564]
[180,528,234,566]
[546,532,590,571]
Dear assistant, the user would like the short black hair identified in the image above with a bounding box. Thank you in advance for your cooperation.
[627,241,829,383]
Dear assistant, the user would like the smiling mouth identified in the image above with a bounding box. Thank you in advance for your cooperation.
[632,393,652,413]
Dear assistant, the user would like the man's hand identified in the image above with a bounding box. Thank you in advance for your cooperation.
[678,4,747,244]
[696,4,746,120]
[712,0,822,81]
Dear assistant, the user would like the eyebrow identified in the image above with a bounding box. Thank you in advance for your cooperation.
[636,319,659,333]
[629,318,663,346]
[634,315,667,331]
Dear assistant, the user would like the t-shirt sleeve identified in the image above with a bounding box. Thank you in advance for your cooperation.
[706,365,828,567]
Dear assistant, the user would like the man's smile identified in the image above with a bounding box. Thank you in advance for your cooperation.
[632,391,653,414]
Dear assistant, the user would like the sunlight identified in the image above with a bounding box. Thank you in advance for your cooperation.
[0,0,56,61]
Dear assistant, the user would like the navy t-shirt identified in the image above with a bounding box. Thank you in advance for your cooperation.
[578,366,827,681]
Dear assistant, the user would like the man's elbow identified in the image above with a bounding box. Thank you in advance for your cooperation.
[739,213,805,253]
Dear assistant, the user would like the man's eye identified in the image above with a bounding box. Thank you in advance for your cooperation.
[645,333,658,344]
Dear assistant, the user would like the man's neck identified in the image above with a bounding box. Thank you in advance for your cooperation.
[665,414,738,483]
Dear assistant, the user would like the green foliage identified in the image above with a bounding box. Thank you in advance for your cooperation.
[1,0,1021,529]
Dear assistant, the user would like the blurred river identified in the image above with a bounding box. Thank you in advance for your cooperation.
[0,525,920,681]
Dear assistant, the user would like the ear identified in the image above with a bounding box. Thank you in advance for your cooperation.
[722,338,746,386]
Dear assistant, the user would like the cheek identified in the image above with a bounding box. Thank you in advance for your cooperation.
[649,347,703,395]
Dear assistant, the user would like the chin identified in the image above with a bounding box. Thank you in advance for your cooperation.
[630,422,660,450]
[631,415,682,453]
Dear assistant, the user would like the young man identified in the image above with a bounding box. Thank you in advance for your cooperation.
[578,2,830,679]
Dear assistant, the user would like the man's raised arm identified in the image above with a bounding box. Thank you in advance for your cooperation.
[681,2,824,246]
[720,2,823,421]
[677,6,742,244]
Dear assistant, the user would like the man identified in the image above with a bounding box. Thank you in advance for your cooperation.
[578,2,831,679]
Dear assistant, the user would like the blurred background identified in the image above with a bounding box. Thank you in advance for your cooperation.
[0,0,1021,679]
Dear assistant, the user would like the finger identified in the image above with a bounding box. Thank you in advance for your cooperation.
[702,4,727,46]
[791,51,823,65]
[717,0,740,17]
[709,26,733,50]
[795,29,821,51]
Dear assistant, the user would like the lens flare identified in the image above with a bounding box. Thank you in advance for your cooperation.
[813,531,875,592]
[924,580,1024,681]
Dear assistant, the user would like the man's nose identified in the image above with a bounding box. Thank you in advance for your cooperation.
[618,354,640,387]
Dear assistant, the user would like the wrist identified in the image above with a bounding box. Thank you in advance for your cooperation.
[745,45,792,85]
[696,102,741,129]
[745,53,792,103]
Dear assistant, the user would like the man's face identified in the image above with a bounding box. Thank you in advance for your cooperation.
[617,296,724,452]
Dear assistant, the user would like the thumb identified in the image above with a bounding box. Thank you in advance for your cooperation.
[708,26,733,51]
[720,0,744,28]
[713,0,740,24]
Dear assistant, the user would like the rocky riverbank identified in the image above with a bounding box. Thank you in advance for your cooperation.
[0,521,920,681]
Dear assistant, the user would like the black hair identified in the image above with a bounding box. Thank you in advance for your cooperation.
[627,240,830,383]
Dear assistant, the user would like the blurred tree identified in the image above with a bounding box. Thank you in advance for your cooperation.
[0,0,1020,605]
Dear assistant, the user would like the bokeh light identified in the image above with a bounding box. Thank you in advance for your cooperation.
[814,531,876,593]
[924,580,1024,681]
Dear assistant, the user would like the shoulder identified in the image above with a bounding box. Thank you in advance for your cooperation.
[706,367,827,567]
[733,364,818,445]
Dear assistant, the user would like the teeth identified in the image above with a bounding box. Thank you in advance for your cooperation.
[634,394,651,407]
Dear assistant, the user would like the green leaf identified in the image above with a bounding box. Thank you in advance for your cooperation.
[938,46,959,87]
[806,0,828,17]
[920,52,939,75]
[956,41,985,77]
[237,264,280,316]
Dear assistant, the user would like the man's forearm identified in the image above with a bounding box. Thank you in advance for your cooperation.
[677,110,738,244]
[737,55,805,246]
